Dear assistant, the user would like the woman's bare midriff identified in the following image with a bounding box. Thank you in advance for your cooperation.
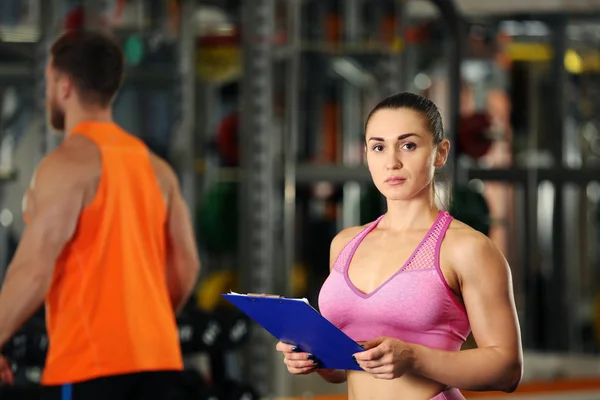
[347,370,446,400]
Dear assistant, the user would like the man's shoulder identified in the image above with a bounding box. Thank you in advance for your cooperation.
[35,139,99,187]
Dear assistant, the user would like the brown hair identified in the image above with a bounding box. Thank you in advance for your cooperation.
[50,30,124,107]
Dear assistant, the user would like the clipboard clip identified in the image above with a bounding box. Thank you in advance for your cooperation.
[246,293,284,298]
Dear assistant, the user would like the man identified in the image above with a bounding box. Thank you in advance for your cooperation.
[0,30,200,399]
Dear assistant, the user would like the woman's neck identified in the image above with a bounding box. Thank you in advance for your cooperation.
[381,189,439,232]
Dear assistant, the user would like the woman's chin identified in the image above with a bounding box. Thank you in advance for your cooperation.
[383,193,412,202]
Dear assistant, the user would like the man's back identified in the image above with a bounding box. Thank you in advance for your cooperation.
[40,121,183,385]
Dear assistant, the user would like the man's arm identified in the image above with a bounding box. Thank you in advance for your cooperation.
[408,232,523,392]
[163,164,200,315]
[0,151,84,348]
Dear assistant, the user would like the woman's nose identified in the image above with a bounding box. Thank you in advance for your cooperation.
[386,150,402,169]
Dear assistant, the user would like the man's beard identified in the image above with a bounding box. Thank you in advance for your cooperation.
[49,100,65,132]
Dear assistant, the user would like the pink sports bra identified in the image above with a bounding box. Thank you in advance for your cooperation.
[318,211,471,351]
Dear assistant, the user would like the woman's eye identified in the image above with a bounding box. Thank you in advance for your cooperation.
[372,144,384,152]
[402,143,416,150]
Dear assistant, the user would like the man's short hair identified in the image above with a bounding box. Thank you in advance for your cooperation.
[50,30,125,107]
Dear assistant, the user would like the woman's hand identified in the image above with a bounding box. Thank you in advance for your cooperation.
[353,336,415,380]
[276,342,319,375]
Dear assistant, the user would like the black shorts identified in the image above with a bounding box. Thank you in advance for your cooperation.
[41,370,180,400]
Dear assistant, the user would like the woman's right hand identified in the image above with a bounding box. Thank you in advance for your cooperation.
[276,341,319,375]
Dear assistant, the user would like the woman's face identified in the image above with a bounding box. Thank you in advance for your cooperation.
[365,108,449,201]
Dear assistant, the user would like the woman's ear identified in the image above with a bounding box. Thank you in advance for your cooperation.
[435,139,451,168]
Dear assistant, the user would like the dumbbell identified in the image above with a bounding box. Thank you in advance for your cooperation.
[215,308,250,349]
[177,312,199,355]
[3,332,28,365]
[178,309,225,353]
[26,329,48,367]
[195,311,226,352]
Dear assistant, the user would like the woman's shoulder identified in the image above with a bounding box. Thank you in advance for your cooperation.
[444,217,505,269]
[328,220,377,261]
[331,223,369,248]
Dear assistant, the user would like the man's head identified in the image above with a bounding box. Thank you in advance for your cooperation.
[46,30,124,131]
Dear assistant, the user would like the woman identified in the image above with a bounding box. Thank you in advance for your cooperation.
[276,92,522,400]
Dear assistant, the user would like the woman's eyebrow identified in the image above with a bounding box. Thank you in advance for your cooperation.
[367,133,420,142]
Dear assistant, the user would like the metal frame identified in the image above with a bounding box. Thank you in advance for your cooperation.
[238,0,277,397]
[431,0,463,186]
[36,0,60,156]
[174,0,197,218]
[465,16,587,352]
[340,0,363,230]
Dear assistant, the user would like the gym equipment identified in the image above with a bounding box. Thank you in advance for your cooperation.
[63,0,126,30]
[458,112,493,160]
[291,264,308,298]
[214,307,250,349]
[2,314,47,369]
[197,182,238,255]
[196,265,308,313]
[2,331,28,365]
[448,186,491,236]
[123,35,145,66]
[196,29,241,83]
[216,113,239,167]
[196,270,237,312]
[177,311,200,355]
[177,309,225,354]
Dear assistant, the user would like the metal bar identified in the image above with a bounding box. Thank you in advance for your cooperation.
[381,0,404,96]
[548,16,569,352]
[284,164,600,185]
[523,63,541,350]
[295,164,371,184]
[0,63,176,85]
[0,64,34,81]
[276,3,302,398]
[36,0,59,155]
[340,0,363,230]
[467,167,600,184]
[430,0,462,186]
[173,0,196,217]
[239,0,276,397]
[282,0,301,299]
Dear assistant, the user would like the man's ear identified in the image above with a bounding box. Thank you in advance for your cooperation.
[435,139,451,168]
[58,75,74,101]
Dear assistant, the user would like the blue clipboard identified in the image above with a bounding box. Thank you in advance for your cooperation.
[221,293,363,371]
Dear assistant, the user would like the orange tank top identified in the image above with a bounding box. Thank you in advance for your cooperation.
[40,121,183,385]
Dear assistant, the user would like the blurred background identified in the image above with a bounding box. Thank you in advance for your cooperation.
[2,0,600,399]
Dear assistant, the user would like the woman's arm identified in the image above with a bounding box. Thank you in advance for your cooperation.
[354,231,523,392]
[410,232,523,392]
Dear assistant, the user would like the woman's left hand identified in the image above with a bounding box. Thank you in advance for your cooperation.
[353,336,416,380]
